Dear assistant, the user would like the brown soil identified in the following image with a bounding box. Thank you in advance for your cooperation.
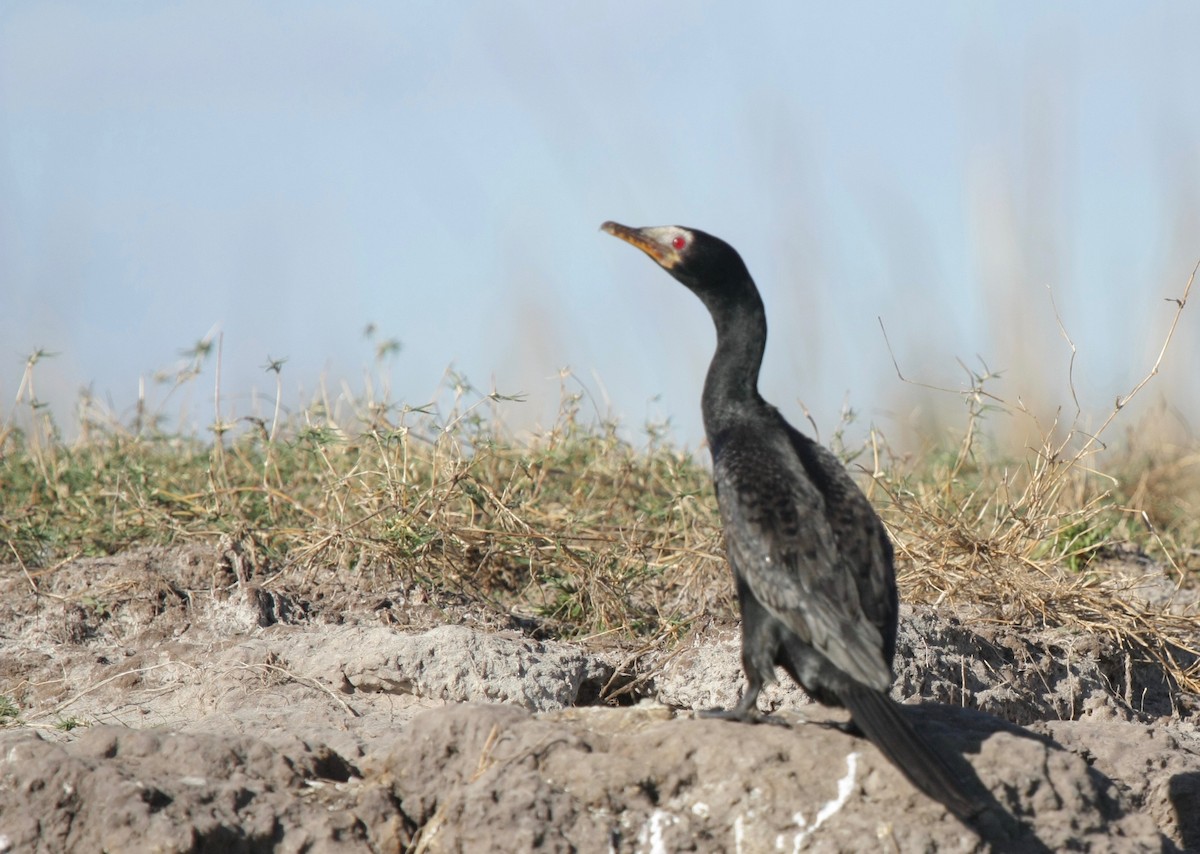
[1,545,1197,852]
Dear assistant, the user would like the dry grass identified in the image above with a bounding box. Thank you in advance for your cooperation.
[2,361,733,642]
[2,271,1198,697]
[870,263,1200,695]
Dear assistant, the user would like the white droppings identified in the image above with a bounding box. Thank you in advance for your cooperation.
[691,801,710,817]
[636,808,678,854]
[792,751,860,852]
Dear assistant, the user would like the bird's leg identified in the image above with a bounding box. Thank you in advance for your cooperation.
[730,676,763,719]
[698,585,789,724]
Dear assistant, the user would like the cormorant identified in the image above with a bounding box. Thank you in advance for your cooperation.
[602,220,980,818]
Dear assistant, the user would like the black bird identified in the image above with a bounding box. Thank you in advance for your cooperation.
[602,220,980,819]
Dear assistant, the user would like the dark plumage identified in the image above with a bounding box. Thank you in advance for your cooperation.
[602,220,980,818]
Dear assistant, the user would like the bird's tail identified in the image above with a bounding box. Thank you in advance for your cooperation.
[840,682,984,820]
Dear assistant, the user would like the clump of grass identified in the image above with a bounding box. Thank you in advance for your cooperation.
[0,696,19,725]
[54,716,84,732]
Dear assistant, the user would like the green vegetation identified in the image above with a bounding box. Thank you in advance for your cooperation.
[0,696,19,725]
[54,716,84,733]
[2,280,1198,695]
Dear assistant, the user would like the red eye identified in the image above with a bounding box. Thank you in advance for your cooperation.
[672,235,686,250]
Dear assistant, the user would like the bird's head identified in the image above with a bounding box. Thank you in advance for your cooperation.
[601,221,753,301]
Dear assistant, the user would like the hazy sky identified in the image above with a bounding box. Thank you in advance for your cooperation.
[3,2,1198,447]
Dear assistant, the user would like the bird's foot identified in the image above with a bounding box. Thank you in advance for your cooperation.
[696,707,789,727]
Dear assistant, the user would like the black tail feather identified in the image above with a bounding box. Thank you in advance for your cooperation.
[840,682,984,821]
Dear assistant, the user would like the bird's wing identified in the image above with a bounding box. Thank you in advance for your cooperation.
[783,424,899,664]
[714,429,893,691]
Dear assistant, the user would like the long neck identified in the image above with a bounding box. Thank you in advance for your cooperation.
[700,287,768,440]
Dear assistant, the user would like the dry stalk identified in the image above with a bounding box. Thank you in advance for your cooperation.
[879,263,1199,694]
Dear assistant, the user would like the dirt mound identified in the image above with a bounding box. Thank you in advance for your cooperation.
[0,727,389,853]
[1,545,1198,852]
[374,703,1164,852]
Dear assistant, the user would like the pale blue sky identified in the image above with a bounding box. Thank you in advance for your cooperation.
[3,2,1198,447]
